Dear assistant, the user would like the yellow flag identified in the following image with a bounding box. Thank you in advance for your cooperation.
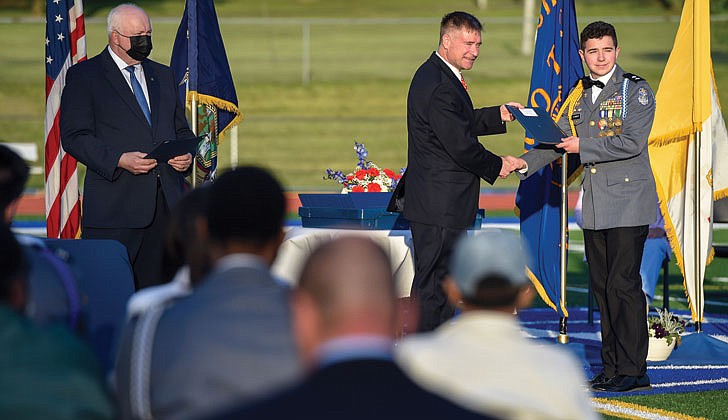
[648,0,728,322]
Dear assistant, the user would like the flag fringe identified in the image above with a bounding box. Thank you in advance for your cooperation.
[656,183,708,323]
[567,165,583,186]
[715,187,728,202]
[186,91,244,139]
[526,267,569,317]
[654,180,691,315]
[648,129,698,147]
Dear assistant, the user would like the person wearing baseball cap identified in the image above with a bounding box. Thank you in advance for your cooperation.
[396,230,597,420]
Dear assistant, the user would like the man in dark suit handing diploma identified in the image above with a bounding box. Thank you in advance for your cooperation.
[403,11,525,331]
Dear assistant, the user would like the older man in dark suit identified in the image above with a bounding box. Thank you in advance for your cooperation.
[60,3,195,289]
[403,11,524,331]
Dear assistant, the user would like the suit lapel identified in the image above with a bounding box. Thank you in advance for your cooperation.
[142,61,160,136]
[101,49,152,130]
[428,53,473,109]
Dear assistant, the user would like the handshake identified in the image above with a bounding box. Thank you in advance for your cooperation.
[497,101,527,179]
[499,155,527,178]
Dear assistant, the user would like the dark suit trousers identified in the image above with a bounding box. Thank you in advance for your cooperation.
[584,225,649,377]
[410,222,465,332]
[83,181,169,290]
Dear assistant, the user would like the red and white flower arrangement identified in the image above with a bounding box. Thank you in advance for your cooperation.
[325,142,403,193]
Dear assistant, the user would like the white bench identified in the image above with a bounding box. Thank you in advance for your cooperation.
[4,142,43,175]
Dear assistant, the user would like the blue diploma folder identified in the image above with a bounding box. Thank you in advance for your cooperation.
[506,105,566,145]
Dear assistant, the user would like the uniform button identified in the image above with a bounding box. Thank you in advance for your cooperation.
[625,177,629,182]
[590,168,597,174]
[589,121,595,126]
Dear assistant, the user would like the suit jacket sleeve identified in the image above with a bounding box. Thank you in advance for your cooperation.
[60,65,125,182]
[428,85,505,184]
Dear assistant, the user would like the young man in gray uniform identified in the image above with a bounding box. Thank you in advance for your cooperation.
[516,21,657,392]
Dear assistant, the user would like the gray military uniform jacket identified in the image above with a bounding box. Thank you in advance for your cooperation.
[519,64,657,230]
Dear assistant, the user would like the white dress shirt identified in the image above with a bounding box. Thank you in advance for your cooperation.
[107,45,151,110]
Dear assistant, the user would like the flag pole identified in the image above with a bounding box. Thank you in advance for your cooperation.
[191,93,198,188]
[187,0,198,188]
[692,0,703,332]
[558,152,569,344]
[694,131,703,332]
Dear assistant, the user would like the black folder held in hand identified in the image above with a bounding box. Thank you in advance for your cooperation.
[144,136,202,161]
[506,105,566,145]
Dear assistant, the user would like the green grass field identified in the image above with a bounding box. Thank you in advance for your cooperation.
[2,0,728,192]
[2,1,728,417]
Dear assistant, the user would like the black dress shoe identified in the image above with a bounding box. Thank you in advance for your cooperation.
[593,374,651,392]
[589,371,613,387]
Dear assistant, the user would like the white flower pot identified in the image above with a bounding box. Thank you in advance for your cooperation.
[647,336,676,361]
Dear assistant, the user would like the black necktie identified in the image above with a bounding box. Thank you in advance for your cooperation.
[581,77,605,90]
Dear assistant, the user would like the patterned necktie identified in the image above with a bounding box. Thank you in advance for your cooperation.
[126,65,152,126]
[460,74,468,92]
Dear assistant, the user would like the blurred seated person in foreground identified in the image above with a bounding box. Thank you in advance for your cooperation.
[0,225,115,419]
[116,167,301,420]
[114,185,213,417]
[123,185,212,318]
[396,230,597,420]
[575,190,670,308]
[212,236,492,420]
[0,144,29,227]
[1,144,82,331]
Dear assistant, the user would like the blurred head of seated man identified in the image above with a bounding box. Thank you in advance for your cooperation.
[121,166,302,420]
[395,230,598,420]
[0,144,30,226]
[443,230,534,314]
[210,236,492,420]
[292,237,401,366]
[204,167,286,264]
[0,144,82,330]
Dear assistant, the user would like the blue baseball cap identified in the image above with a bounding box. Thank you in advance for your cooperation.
[449,230,530,298]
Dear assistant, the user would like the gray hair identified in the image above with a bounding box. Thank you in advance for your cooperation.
[107,3,146,36]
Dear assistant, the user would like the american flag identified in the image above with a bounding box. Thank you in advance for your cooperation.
[45,0,85,238]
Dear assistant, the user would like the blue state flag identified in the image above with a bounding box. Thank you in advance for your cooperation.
[171,0,242,184]
[515,0,583,317]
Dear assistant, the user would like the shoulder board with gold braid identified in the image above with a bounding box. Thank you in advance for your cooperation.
[623,73,645,82]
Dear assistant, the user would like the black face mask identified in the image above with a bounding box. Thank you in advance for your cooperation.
[117,32,153,61]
